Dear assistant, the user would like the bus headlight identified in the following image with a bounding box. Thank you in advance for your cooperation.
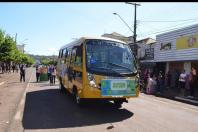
[87,73,97,88]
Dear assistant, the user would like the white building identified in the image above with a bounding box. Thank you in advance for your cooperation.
[102,32,133,43]
[16,44,25,53]
[155,24,198,74]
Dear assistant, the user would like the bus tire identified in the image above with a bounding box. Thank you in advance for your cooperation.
[73,89,83,106]
[114,100,123,108]
[59,82,64,93]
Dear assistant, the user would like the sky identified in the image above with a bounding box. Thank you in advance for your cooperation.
[0,2,198,55]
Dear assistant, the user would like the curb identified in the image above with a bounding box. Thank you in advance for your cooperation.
[6,68,34,132]
[174,96,198,106]
[142,92,198,106]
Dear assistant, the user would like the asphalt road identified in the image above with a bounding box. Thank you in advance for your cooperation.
[6,69,198,132]
[0,68,33,132]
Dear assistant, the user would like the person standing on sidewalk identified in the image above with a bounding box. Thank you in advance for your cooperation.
[12,64,15,73]
[146,73,153,94]
[36,65,40,82]
[47,65,51,81]
[49,65,53,85]
[16,64,19,73]
[157,71,165,95]
[51,66,56,85]
[20,64,26,82]
[189,67,197,98]
[179,70,187,96]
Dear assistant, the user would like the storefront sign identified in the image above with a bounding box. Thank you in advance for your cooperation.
[160,42,171,50]
[176,34,198,50]
[145,48,154,59]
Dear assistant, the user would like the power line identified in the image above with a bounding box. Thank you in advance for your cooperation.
[140,19,198,37]
[139,17,198,23]
[140,21,198,38]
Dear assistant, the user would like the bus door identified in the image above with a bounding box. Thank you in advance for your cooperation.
[59,49,66,84]
[63,48,72,90]
[68,45,83,93]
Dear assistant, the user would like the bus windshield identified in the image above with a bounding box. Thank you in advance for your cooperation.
[86,39,137,76]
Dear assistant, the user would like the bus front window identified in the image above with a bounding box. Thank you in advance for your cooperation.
[86,39,137,76]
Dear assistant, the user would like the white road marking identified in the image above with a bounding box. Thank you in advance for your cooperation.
[13,69,34,121]
[14,111,21,120]
[0,81,5,86]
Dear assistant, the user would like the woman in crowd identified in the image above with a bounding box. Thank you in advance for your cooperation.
[189,67,197,98]
[36,65,40,82]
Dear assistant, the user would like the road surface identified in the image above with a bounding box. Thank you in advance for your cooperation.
[5,69,198,132]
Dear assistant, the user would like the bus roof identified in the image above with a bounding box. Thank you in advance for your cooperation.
[60,36,127,50]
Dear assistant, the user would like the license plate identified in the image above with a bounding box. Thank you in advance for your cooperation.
[101,79,136,96]
[111,81,127,90]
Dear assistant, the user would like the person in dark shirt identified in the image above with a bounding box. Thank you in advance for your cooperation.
[36,65,40,82]
[20,65,25,82]
[189,67,197,97]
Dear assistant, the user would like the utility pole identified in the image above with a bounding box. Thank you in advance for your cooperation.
[126,2,140,46]
[126,2,140,53]
[126,2,141,69]
[15,33,17,43]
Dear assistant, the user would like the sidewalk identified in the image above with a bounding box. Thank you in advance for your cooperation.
[153,87,198,106]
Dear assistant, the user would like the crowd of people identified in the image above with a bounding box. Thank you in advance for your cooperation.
[140,67,197,98]
[35,64,57,85]
[0,63,19,74]
[0,63,26,82]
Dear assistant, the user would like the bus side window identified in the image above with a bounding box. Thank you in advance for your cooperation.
[67,48,72,64]
[61,49,64,58]
[59,49,64,64]
[64,48,68,64]
[74,45,82,67]
[71,48,76,65]
[58,50,61,58]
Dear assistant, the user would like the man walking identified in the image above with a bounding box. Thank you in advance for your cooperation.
[20,64,26,82]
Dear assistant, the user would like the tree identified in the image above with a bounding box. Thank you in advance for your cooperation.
[0,35,16,63]
[0,29,35,68]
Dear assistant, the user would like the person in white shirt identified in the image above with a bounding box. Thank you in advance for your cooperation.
[146,73,154,94]
[51,66,56,85]
[179,70,187,96]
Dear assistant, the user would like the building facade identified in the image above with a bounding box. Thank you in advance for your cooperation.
[155,24,198,75]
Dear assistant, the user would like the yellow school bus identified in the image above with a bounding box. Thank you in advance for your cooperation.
[57,36,139,107]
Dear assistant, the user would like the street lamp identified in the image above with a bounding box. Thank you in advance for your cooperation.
[113,12,134,34]
[20,39,28,54]
[113,12,136,57]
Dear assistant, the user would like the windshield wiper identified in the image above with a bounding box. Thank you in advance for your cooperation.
[107,62,133,72]
[92,60,135,74]
[94,66,126,77]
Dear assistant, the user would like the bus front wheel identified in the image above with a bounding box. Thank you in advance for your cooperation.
[74,91,84,106]
[114,100,123,108]
[59,82,64,93]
